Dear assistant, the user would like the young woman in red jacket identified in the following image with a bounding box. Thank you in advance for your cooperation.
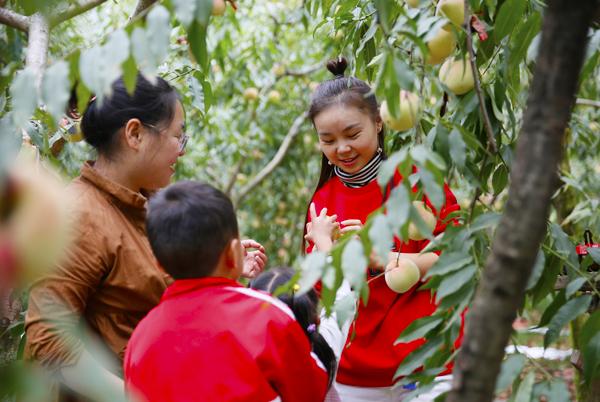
[303,57,461,402]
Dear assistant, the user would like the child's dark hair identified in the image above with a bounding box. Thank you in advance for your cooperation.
[81,73,178,158]
[303,56,387,253]
[146,181,239,280]
[249,267,337,389]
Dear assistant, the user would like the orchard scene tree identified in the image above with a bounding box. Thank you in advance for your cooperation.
[1,0,600,401]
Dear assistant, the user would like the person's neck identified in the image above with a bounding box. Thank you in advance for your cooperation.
[210,263,239,281]
[93,156,140,193]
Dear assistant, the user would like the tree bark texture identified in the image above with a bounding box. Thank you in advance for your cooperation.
[446,1,598,401]
[0,7,29,32]
[25,12,50,88]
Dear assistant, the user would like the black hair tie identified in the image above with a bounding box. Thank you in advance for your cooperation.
[335,74,344,78]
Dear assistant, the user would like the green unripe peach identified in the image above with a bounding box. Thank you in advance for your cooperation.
[439,57,475,95]
[380,91,422,131]
[436,0,465,31]
[408,201,437,241]
[385,258,421,293]
[425,29,455,66]
[212,0,226,16]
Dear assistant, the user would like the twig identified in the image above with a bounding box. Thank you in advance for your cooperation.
[234,111,308,205]
[554,274,598,292]
[464,5,497,154]
[0,6,29,32]
[49,0,109,28]
[467,150,489,224]
[125,0,159,25]
[205,166,225,189]
[576,98,600,107]
[541,243,600,299]
[224,155,246,197]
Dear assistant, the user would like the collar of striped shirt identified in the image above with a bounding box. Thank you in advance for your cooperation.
[334,152,382,188]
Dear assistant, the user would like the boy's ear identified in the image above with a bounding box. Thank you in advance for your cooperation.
[225,239,242,269]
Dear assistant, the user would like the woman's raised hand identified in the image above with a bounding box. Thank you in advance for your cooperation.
[241,239,267,279]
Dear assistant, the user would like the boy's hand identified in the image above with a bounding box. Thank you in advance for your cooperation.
[304,203,339,253]
[241,239,267,279]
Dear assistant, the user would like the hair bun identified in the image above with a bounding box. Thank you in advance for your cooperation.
[326,56,348,78]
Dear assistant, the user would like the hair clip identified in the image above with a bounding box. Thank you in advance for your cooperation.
[292,284,300,292]
[335,74,344,78]
[307,323,317,333]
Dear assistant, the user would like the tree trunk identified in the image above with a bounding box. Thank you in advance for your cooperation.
[446,0,598,401]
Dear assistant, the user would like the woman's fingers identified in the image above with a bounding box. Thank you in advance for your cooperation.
[341,225,362,234]
[341,219,362,227]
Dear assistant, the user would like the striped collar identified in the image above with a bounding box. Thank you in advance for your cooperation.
[334,152,382,188]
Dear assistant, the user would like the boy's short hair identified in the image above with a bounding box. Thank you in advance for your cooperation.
[146,181,239,279]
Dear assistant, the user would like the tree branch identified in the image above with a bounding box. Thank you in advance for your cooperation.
[0,7,29,32]
[49,0,108,28]
[25,12,50,88]
[205,166,225,189]
[234,112,308,205]
[576,98,600,107]
[224,155,246,197]
[126,0,159,25]
[446,0,598,401]
[465,8,497,154]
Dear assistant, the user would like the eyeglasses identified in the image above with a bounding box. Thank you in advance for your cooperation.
[144,123,189,153]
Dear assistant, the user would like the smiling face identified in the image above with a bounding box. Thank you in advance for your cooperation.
[139,100,187,190]
[313,105,382,174]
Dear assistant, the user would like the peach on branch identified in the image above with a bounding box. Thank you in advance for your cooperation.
[385,258,421,293]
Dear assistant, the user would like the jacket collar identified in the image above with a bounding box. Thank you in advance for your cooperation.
[80,160,148,211]
[162,277,242,301]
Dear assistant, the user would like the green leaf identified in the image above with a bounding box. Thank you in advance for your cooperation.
[425,251,472,279]
[172,0,197,27]
[393,58,415,92]
[396,316,444,345]
[414,170,444,211]
[195,0,213,28]
[42,61,70,125]
[583,331,600,385]
[386,185,412,238]
[368,214,393,264]
[341,239,368,293]
[525,250,545,290]
[436,265,477,302]
[332,291,358,328]
[494,0,527,44]
[508,12,541,75]
[188,21,209,73]
[545,294,592,348]
[147,6,171,64]
[11,67,38,129]
[448,129,466,171]
[550,223,579,280]
[469,212,502,232]
[298,251,327,294]
[122,55,138,96]
[547,381,570,402]
[24,121,43,149]
[495,354,526,394]
[538,289,566,328]
[409,201,434,241]
[378,147,408,189]
[188,74,207,115]
[492,164,508,195]
[588,247,600,265]
[565,277,587,299]
[514,371,535,402]
[394,336,444,378]
[437,280,474,311]
[373,0,391,34]
[580,310,600,356]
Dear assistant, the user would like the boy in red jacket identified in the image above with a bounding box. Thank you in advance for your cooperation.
[124,181,328,402]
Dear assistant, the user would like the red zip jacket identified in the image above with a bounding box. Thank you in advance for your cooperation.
[308,173,462,388]
[124,277,328,402]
